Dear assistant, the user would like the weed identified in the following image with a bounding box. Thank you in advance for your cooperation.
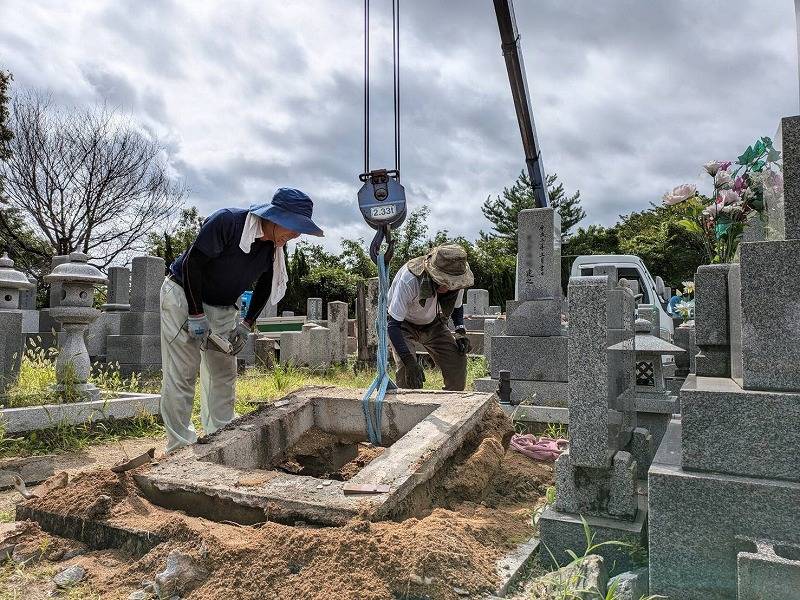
[544,422,568,440]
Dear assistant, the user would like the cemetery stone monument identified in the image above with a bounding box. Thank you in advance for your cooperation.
[648,115,800,599]
[465,289,489,315]
[306,297,323,321]
[539,273,647,574]
[0,255,34,394]
[473,208,568,407]
[85,266,131,361]
[107,256,165,377]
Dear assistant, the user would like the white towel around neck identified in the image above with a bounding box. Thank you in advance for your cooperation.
[240,212,287,306]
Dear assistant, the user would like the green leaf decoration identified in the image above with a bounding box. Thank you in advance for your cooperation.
[715,221,732,239]
[677,218,704,236]
[761,136,773,148]
[752,159,766,172]
[737,145,756,165]
[767,148,781,162]
[753,139,766,156]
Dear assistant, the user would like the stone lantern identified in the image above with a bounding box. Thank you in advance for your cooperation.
[0,254,34,310]
[0,254,34,393]
[44,253,107,401]
[613,317,685,406]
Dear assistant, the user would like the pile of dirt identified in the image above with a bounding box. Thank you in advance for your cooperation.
[13,401,555,600]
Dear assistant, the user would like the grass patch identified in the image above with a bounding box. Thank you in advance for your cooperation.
[2,352,488,457]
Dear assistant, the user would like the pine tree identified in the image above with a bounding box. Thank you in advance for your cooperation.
[481,171,585,252]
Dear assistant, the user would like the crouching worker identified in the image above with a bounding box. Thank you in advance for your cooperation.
[160,188,324,452]
[386,244,474,391]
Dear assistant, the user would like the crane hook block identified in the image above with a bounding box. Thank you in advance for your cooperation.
[358,169,407,232]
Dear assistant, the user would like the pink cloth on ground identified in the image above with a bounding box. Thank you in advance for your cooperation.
[510,433,568,461]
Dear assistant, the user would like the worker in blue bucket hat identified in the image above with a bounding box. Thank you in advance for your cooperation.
[159,188,323,453]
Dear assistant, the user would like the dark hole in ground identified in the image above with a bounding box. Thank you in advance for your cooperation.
[275,427,386,481]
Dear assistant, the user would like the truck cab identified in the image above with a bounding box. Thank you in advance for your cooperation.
[569,254,674,340]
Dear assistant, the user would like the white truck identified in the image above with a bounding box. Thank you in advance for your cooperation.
[570,254,675,340]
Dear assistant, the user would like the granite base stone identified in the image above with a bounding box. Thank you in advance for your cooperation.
[539,498,647,577]
[694,264,731,347]
[737,541,800,600]
[489,335,568,381]
[473,377,568,407]
[681,375,800,482]
[648,419,800,600]
[107,334,161,365]
[129,256,164,313]
[21,310,39,334]
[505,299,561,336]
[554,450,637,520]
[119,311,160,335]
[695,345,732,378]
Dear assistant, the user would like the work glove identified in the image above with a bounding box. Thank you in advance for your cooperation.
[186,314,210,340]
[401,353,425,389]
[229,321,253,355]
[454,327,472,355]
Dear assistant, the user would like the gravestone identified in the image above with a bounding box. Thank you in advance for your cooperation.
[281,311,295,317]
[38,255,70,341]
[465,289,489,316]
[356,277,379,368]
[103,266,131,311]
[539,273,645,574]
[20,277,38,334]
[306,297,323,322]
[693,264,731,378]
[473,209,568,407]
[648,114,800,599]
[279,331,302,366]
[254,337,276,369]
[327,301,348,365]
[107,256,164,377]
[0,255,32,394]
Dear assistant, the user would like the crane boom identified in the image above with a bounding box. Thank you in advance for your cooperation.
[493,0,548,208]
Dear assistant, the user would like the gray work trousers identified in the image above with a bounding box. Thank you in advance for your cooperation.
[390,317,467,391]
[159,278,238,453]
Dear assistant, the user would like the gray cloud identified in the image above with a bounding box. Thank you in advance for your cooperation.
[1,0,797,253]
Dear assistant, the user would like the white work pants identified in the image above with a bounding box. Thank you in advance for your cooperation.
[159,278,238,453]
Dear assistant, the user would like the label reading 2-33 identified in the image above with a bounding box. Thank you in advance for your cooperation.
[370,205,397,219]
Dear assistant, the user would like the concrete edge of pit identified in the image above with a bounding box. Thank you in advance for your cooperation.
[492,536,541,597]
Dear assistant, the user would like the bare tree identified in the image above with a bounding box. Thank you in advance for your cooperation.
[0,92,184,267]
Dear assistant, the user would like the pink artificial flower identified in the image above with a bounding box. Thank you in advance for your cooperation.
[704,161,724,176]
[663,184,697,205]
[703,202,723,218]
[719,161,732,171]
[715,170,733,189]
[733,176,746,193]
[718,189,741,205]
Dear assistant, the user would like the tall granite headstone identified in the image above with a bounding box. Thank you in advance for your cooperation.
[539,273,644,573]
[328,301,349,365]
[474,208,568,407]
[465,289,489,316]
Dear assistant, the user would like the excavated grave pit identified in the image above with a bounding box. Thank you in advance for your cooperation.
[134,386,493,526]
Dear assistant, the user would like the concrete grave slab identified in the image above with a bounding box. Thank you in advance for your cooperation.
[136,386,493,526]
[0,392,160,434]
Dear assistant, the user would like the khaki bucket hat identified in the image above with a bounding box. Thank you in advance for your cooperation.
[407,244,474,290]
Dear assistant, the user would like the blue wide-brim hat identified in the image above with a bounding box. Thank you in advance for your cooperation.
[249,188,324,237]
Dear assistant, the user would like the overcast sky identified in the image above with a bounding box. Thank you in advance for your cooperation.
[1,1,798,252]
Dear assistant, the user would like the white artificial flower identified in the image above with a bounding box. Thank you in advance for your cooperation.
[715,170,733,189]
[663,184,697,205]
[719,189,741,205]
[704,161,724,176]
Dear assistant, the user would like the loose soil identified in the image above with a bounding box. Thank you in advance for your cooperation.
[276,427,386,480]
[4,404,555,600]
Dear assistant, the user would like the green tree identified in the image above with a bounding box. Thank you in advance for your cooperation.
[615,204,705,287]
[146,207,205,269]
[481,171,585,252]
[0,70,12,195]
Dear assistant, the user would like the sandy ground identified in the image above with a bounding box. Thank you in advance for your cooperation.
[1,405,556,599]
[0,435,166,520]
